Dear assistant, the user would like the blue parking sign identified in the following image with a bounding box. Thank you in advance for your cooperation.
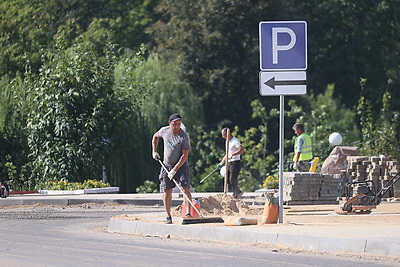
[259,21,307,71]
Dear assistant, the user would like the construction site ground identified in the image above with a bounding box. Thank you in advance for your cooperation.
[2,192,400,260]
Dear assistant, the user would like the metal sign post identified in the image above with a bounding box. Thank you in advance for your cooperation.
[278,95,284,223]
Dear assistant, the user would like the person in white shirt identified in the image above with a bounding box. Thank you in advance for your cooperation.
[218,128,245,199]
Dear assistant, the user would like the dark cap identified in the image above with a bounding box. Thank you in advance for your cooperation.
[169,113,182,122]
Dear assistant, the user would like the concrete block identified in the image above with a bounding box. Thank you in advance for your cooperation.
[389,240,400,258]
[365,239,393,256]
[227,229,259,244]
[256,232,278,244]
[297,234,321,251]
[277,233,299,248]
[341,237,367,253]
[0,198,24,206]
[108,218,138,234]
[320,236,368,254]
[191,226,234,242]
[283,172,296,178]
[370,156,380,163]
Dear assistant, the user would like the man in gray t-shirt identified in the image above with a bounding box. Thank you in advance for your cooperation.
[158,125,190,164]
[152,113,192,224]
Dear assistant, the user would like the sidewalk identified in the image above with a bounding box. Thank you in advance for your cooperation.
[1,192,400,258]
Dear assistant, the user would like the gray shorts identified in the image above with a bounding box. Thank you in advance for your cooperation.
[298,160,311,172]
[159,162,190,192]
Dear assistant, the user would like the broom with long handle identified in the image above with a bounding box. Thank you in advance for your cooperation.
[157,159,224,225]
[200,166,220,183]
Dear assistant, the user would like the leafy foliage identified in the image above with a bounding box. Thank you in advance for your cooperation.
[191,101,279,193]
[37,179,110,191]
[149,0,286,127]
[28,32,116,182]
[0,0,158,76]
[136,180,159,193]
[190,126,225,192]
[263,174,279,189]
[1,0,400,193]
[134,54,204,133]
[296,0,400,110]
[286,85,360,162]
[357,88,400,159]
[124,53,204,190]
[0,74,33,190]
[0,77,9,132]
[26,23,152,192]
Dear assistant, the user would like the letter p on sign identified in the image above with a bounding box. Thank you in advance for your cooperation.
[259,21,307,71]
[272,27,296,64]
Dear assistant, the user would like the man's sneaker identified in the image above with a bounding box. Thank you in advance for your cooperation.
[165,216,172,224]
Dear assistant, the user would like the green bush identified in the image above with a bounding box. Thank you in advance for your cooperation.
[263,174,279,189]
[37,179,110,191]
[136,180,159,193]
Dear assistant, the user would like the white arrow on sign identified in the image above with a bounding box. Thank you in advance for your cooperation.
[259,71,307,96]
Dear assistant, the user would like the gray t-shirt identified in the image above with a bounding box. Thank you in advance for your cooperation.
[158,126,190,164]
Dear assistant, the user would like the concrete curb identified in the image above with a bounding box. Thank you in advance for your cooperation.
[108,218,400,258]
[0,197,181,207]
[37,187,120,195]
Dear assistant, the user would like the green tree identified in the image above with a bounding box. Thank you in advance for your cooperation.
[0,0,159,191]
[149,0,288,128]
[134,54,204,133]
[109,45,155,193]
[28,34,115,184]
[357,87,400,160]
[190,126,224,192]
[0,74,33,190]
[0,77,10,132]
[295,0,400,110]
[26,24,151,190]
[130,53,204,188]
[190,101,279,193]
[0,0,158,76]
[149,0,400,129]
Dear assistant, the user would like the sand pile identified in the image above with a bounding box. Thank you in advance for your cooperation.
[172,194,261,216]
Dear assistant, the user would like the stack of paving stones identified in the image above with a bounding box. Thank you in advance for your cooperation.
[282,156,400,205]
[283,172,342,205]
[344,155,400,198]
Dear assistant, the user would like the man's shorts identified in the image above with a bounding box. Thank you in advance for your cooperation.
[159,162,190,192]
[298,160,311,172]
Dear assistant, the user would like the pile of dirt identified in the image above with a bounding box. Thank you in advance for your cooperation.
[172,194,261,217]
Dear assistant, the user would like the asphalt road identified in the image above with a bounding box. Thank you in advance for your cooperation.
[0,203,398,266]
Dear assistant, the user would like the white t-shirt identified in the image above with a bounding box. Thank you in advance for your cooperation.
[228,137,242,162]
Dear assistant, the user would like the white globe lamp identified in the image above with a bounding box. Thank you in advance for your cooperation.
[329,132,342,146]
